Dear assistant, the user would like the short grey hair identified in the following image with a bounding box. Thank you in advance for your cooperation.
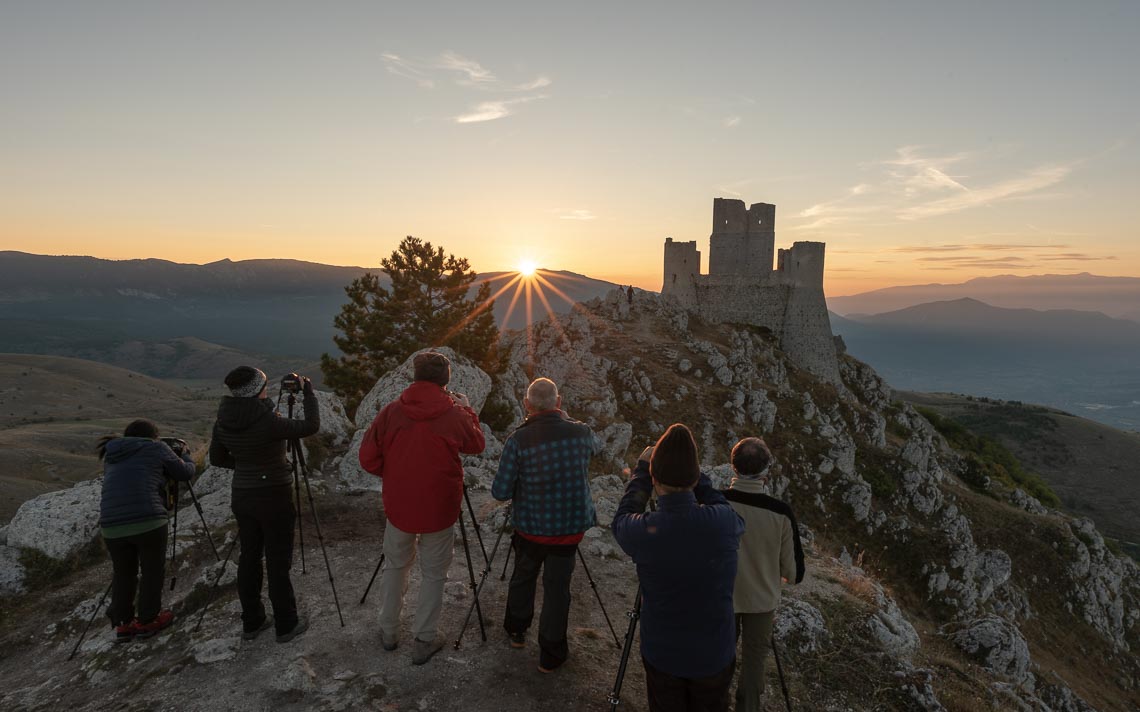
[526,377,559,411]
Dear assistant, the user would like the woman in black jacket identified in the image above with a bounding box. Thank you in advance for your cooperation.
[209,366,320,643]
[97,419,196,643]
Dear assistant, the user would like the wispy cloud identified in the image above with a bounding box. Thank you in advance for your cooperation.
[437,52,496,85]
[723,115,741,129]
[898,165,1071,220]
[893,243,1070,253]
[381,53,434,88]
[559,209,597,221]
[384,51,552,124]
[792,146,1080,231]
[1038,253,1118,261]
[453,94,547,124]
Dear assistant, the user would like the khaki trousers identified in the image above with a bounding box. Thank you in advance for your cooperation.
[735,611,775,712]
[377,521,455,642]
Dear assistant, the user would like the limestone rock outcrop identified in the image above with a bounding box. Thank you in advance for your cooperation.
[6,479,102,560]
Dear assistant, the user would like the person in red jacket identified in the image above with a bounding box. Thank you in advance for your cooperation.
[359,351,485,665]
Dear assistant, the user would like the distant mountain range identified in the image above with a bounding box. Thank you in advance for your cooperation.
[0,252,618,377]
[832,298,1140,430]
[829,273,1140,320]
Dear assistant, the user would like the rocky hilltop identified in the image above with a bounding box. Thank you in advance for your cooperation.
[0,288,1137,711]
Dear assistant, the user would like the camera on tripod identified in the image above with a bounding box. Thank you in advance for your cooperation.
[161,437,188,455]
[280,372,304,394]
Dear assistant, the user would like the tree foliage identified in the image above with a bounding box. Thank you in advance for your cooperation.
[321,236,499,413]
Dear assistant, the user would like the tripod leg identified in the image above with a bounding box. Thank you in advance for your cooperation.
[457,512,487,642]
[293,438,346,627]
[169,484,179,591]
[499,537,513,581]
[606,585,642,711]
[359,552,385,606]
[771,634,793,712]
[292,443,307,575]
[454,522,507,649]
[576,548,620,647]
[185,483,221,561]
[67,582,112,661]
[193,534,239,633]
[463,485,490,567]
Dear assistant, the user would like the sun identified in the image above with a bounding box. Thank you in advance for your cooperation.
[517,259,537,277]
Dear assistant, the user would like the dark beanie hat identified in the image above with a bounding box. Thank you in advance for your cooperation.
[413,351,450,386]
[650,423,701,488]
[224,366,268,398]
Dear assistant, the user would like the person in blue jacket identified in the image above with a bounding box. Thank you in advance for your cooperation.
[612,423,745,712]
[97,419,195,643]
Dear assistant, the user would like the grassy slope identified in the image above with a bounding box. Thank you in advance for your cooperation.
[0,354,218,522]
[898,391,1140,559]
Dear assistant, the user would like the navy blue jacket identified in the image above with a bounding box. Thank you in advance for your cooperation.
[99,438,196,528]
[612,459,744,678]
[491,410,598,536]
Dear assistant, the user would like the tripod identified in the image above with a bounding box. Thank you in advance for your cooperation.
[168,480,221,591]
[606,584,642,711]
[607,496,655,710]
[284,390,345,627]
[454,502,511,649]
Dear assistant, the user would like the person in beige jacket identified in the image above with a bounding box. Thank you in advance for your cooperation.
[722,437,804,712]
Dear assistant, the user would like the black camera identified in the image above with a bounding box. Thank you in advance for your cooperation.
[281,372,304,393]
[161,437,188,455]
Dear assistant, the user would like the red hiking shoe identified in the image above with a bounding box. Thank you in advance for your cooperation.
[134,610,174,639]
[113,620,139,644]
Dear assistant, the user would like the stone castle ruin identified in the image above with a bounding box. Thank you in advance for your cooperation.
[662,198,840,382]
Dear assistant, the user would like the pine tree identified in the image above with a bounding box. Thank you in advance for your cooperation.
[320,236,500,414]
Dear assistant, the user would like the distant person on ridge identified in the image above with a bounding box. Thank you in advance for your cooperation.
[491,377,599,673]
[612,423,744,712]
[97,419,195,643]
[209,365,319,643]
[722,437,804,712]
[359,351,485,665]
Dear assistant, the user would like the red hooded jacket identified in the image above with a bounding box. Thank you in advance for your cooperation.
[359,380,485,533]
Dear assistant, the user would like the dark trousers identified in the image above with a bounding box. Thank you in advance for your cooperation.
[105,525,168,626]
[642,656,735,712]
[503,534,577,669]
[231,485,298,635]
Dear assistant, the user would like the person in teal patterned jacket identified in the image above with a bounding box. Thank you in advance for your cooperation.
[491,377,599,672]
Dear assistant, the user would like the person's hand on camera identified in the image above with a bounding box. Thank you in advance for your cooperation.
[450,391,471,409]
[638,445,654,463]
[301,376,313,394]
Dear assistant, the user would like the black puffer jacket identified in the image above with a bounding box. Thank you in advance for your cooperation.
[208,387,320,489]
[99,438,196,528]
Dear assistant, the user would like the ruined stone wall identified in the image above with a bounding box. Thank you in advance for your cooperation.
[662,199,840,384]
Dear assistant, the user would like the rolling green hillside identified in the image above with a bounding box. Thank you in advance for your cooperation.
[899,390,1140,559]
[0,354,218,523]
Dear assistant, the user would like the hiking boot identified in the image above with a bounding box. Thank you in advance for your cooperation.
[113,621,138,644]
[134,610,174,639]
[276,615,309,644]
[508,632,526,649]
[380,629,398,652]
[411,636,444,665]
[242,616,274,641]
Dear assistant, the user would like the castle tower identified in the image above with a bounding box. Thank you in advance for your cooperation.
[662,237,700,298]
[777,241,826,288]
[708,198,775,277]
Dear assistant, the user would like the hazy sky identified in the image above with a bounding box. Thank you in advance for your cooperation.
[2,1,1138,295]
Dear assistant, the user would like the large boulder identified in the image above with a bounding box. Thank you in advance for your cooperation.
[774,598,829,654]
[947,615,1031,683]
[7,479,102,560]
[0,545,26,595]
[337,430,381,494]
[354,347,492,430]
